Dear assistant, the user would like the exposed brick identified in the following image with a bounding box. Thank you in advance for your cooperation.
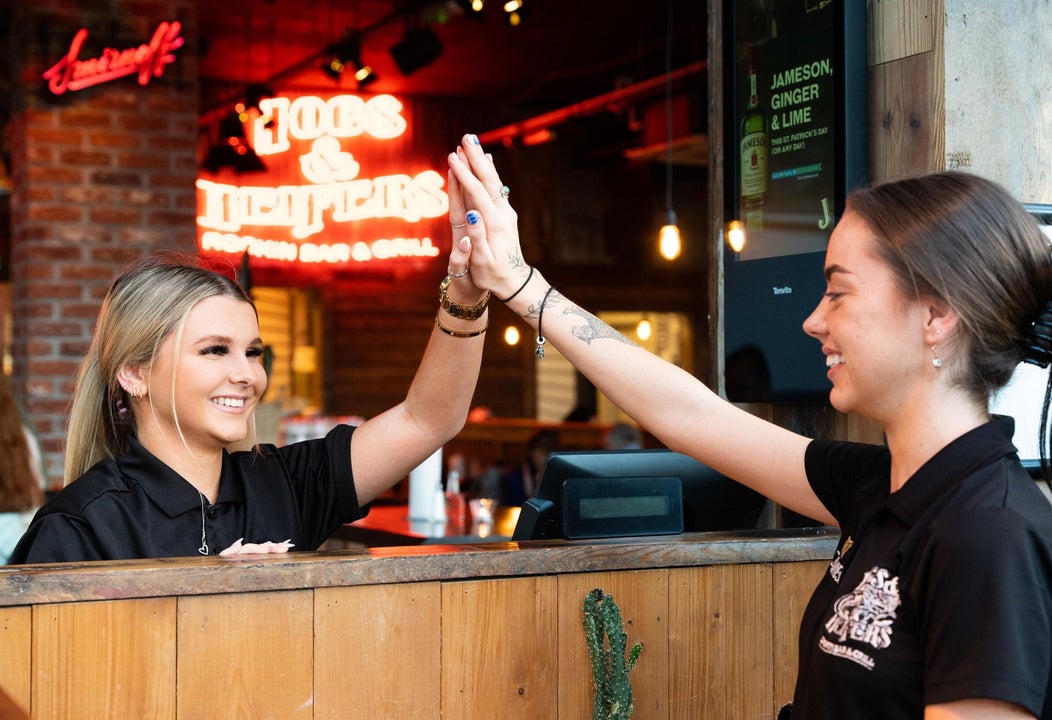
[61,303,107,319]
[92,92,139,111]
[25,360,82,377]
[60,263,122,282]
[26,341,56,357]
[56,225,116,244]
[90,207,144,225]
[25,398,77,417]
[60,149,116,166]
[20,245,83,263]
[22,302,64,319]
[118,151,177,170]
[148,209,195,226]
[116,227,180,245]
[59,335,93,351]
[28,166,85,184]
[25,374,61,395]
[25,283,83,301]
[26,186,57,202]
[151,172,197,189]
[90,246,154,264]
[59,186,117,204]
[87,130,143,149]
[60,109,114,128]
[122,188,170,206]
[89,170,144,186]
[22,263,59,281]
[26,205,85,222]
[28,127,84,145]
[26,146,56,163]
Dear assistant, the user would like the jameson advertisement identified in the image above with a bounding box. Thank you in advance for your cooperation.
[732,0,837,261]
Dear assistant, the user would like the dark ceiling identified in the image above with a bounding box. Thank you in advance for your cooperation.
[197,0,708,130]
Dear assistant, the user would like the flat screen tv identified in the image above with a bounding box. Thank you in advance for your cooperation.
[512,449,766,541]
[722,0,868,402]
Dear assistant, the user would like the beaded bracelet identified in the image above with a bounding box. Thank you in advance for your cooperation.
[435,312,487,338]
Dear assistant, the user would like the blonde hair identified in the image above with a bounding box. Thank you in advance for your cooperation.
[64,254,256,485]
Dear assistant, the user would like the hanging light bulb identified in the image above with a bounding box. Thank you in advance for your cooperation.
[636,319,652,341]
[657,1,680,261]
[659,212,682,261]
[504,325,521,346]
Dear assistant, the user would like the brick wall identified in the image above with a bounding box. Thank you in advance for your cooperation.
[8,0,199,485]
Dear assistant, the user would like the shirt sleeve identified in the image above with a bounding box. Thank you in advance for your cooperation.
[805,439,890,529]
[7,512,106,564]
[918,508,1052,715]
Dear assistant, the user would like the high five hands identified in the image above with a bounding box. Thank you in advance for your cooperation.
[447,134,532,302]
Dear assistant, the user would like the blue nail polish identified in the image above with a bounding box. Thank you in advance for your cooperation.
[469,134,481,145]
[466,210,481,225]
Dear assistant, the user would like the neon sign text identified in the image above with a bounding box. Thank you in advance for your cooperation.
[43,21,185,95]
[196,170,448,240]
[200,231,440,265]
[254,94,408,156]
[197,92,449,267]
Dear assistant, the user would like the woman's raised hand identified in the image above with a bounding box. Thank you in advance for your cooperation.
[443,143,487,304]
[447,134,531,301]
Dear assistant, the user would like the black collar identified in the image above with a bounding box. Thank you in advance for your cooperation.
[884,416,1021,526]
[116,435,247,517]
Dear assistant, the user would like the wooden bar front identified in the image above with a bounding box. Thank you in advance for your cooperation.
[0,529,836,719]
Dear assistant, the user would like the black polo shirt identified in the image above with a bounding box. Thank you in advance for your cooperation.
[8,424,364,564]
[793,417,1052,718]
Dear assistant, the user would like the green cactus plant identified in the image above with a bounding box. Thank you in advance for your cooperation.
[583,588,643,720]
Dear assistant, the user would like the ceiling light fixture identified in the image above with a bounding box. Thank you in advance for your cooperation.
[202,110,266,174]
[390,26,443,75]
[320,33,377,89]
[503,0,528,26]
[454,0,486,21]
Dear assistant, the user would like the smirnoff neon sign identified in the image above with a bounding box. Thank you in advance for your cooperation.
[43,21,185,95]
[196,93,449,267]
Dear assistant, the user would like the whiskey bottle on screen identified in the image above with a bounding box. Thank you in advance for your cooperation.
[740,59,768,230]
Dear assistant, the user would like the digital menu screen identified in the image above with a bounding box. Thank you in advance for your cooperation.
[722,0,867,402]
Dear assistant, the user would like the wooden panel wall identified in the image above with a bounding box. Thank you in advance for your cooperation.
[0,559,826,719]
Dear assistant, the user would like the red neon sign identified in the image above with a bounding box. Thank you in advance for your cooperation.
[43,21,185,95]
[196,93,449,268]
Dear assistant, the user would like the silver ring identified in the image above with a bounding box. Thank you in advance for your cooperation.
[491,185,510,201]
[450,221,467,229]
[448,266,469,278]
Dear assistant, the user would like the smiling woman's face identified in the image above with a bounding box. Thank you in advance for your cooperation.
[136,295,268,456]
[803,210,930,421]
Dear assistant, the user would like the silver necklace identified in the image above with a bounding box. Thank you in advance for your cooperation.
[198,491,209,555]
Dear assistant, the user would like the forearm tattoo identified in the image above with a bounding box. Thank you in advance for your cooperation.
[522,289,638,347]
[507,250,526,272]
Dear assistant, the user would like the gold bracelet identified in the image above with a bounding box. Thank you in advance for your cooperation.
[439,275,490,321]
[435,312,487,338]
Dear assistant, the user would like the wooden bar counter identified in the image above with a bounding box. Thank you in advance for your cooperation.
[0,528,837,719]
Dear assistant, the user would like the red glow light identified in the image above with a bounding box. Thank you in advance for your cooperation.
[43,21,185,95]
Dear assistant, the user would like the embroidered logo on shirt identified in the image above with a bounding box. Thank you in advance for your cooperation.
[820,566,901,670]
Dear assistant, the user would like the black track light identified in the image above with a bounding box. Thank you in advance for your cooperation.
[390,27,443,75]
[202,110,266,174]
